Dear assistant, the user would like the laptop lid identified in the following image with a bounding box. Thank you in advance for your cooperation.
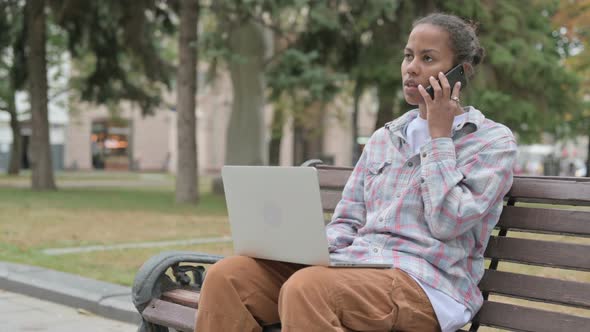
[221,166,332,265]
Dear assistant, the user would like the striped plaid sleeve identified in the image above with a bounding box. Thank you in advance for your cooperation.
[419,134,517,241]
[325,142,369,252]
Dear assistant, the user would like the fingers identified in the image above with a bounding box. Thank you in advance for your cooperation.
[417,84,432,103]
[420,74,462,105]
[451,81,462,102]
[429,76,442,100]
[438,72,451,98]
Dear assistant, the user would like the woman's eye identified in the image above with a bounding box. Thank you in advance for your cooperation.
[404,54,413,61]
[423,55,433,62]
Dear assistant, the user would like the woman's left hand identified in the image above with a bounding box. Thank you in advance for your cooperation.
[417,71,462,138]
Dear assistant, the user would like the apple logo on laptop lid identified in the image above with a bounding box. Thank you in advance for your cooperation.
[263,201,282,227]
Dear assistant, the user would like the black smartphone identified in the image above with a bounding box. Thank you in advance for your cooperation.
[425,64,467,99]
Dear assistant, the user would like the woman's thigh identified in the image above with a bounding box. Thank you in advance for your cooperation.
[201,256,304,324]
[205,256,302,291]
[279,267,438,332]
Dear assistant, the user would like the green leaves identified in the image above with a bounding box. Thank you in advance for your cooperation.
[55,0,175,114]
[439,0,583,143]
[267,49,344,103]
[308,3,340,31]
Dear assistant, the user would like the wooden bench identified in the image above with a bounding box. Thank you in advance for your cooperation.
[132,163,590,332]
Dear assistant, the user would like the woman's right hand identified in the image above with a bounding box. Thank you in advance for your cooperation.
[417,72,462,139]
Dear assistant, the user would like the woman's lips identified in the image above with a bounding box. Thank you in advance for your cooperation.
[404,80,420,93]
[404,85,419,94]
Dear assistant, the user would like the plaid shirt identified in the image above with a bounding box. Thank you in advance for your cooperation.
[326,107,517,313]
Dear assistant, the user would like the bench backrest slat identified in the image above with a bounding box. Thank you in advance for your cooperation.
[475,301,590,332]
[479,270,590,308]
[484,236,590,270]
[320,190,343,212]
[507,177,590,206]
[316,168,351,189]
[316,167,349,212]
[498,206,590,236]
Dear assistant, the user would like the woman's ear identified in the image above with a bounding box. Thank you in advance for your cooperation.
[463,63,474,78]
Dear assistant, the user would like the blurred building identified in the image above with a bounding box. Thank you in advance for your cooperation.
[63,68,378,174]
[0,109,68,172]
[0,59,69,172]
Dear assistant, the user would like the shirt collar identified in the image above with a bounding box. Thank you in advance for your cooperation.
[384,106,485,135]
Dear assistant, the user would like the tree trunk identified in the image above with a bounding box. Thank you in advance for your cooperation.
[7,89,21,175]
[175,0,199,204]
[225,20,272,166]
[375,82,398,130]
[268,107,283,166]
[27,0,55,190]
[586,133,590,177]
[303,102,325,162]
[293,123,307,166]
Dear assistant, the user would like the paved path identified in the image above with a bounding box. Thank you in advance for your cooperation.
[0,289,136,332]
[42,236,232,255]
[0,261,140,324]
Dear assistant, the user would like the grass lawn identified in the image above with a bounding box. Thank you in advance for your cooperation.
[0,242,233,286]
[0,174,233,286]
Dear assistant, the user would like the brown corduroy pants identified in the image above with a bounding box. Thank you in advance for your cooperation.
[194,256,439,332]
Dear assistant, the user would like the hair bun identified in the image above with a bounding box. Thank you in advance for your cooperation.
[468,20,480,33]
[473,47,485,66]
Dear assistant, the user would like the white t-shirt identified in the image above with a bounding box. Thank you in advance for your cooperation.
[405,113,473,332]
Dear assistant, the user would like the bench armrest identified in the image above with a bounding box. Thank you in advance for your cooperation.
[132,251,223,314]
[301,159,324,167]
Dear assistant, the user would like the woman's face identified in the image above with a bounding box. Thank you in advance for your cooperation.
[401,24,455,105]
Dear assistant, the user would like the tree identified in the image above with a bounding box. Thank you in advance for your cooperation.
[175,0,199,203]
[263,3,345,165]
[438,1,581,144]
[201,1,341,168]
[226,20,271,166]
[273,0,582,163]
[51,0,174,114]
[206,1,273,167]
[0,0,27,175]
[266,0,424,164]
[552,0,590,176]
[0,0,175,189]
[27,0,56,190]
[1,0,68,176]
[54,1,206,197]
[266,48,343,165]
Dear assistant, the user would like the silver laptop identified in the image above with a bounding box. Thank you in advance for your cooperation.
[221,166,392,268]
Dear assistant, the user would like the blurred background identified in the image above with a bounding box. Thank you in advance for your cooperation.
[0,0,589,290]
[1,0,589,191]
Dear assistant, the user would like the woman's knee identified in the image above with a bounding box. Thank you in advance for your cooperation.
[280,266,333,300]
[278,266,341,327]
[203,255,258,287]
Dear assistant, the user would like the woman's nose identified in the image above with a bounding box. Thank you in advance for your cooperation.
[405,59,419,76]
